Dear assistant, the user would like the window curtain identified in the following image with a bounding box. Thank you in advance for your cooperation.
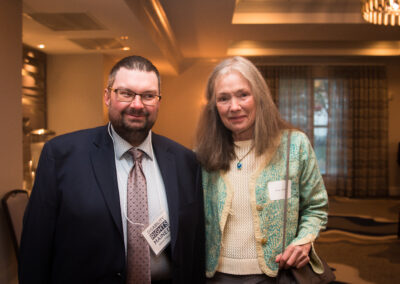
[257,64,388,197]
[258,66,313,137]
[325,66,388,197]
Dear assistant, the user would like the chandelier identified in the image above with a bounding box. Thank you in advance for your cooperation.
[362,0,400,25]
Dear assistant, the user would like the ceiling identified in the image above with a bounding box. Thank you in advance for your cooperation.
[22,0,400,74]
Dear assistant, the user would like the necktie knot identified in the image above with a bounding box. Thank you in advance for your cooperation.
[130,148,144,163]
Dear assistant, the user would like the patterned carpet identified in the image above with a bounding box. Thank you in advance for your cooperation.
[314,196,400,284]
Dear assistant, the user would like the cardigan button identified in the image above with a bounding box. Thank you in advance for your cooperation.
[256,205,263,211]
[261,238,267,245]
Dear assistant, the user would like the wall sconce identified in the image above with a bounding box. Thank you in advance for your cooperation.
[29,129,55,180]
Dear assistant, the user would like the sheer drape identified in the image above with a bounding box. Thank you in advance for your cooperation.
[258,65,388,197]
[258,66,313,137]
[325,66,388,197]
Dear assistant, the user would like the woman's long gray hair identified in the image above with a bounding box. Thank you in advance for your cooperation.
[195,56,290,172]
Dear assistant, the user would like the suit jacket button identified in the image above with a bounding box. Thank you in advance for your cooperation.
[261,238,267,245]
[116,272,122,277]
[256,205,263,211]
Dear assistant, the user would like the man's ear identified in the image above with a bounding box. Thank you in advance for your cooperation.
[104,88,110,107]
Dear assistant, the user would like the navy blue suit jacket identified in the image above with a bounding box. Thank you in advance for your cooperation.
[19,125,205,284]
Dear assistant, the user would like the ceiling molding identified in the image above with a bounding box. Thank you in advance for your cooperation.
[68,38,123,50]
[228,40,400,56]
[232,0,364,24]
[22,0,400,61]
[124,0,183,74]
[232,12,364,24]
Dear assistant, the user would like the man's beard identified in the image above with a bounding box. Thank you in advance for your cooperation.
[109,110,154,142]
[119,108,152,132]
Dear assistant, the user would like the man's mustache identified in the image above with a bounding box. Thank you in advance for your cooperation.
[123,109,149,116]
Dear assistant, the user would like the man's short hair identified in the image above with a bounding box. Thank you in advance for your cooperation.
[107,55,160,93]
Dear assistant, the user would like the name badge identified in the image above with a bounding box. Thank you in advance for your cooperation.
[268,180,291,201]
[142,211,171,256]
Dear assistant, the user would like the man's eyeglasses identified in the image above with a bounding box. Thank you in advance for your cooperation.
[109,88,161,105]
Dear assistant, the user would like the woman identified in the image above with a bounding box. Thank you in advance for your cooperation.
[196,56,328,283]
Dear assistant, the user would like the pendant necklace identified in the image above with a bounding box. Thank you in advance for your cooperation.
[236,144,255,170]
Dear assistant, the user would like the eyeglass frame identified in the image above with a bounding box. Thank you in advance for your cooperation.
[108,87,162,105]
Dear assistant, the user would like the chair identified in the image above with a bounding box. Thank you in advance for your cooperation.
[1,189,29,255]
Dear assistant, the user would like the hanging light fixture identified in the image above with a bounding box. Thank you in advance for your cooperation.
[362,0,400,26]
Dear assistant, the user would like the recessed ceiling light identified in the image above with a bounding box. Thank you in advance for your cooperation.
[122,46,130,51]
[37,44,45,49]
[120,36,129,40]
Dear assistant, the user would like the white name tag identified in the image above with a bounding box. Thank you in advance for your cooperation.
[142,211,171,256]
[268,180,291,201]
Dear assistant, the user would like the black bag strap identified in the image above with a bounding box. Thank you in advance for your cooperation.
[278,130,336,284]
[281,130,291,254]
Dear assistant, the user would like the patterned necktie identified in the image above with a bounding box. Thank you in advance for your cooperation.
[126,148,151,284]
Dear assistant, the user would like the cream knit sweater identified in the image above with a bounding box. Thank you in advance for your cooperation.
[218,140,265,275]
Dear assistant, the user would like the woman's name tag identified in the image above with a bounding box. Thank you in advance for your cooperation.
[268,180,291,200]
[142,211,171,256]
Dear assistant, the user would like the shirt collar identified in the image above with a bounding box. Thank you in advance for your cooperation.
[108,122,154,161]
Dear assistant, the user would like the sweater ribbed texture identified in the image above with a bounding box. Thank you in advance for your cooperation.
[218,140,264,275]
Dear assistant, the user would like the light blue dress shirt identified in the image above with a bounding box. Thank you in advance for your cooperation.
[108,123,171,280]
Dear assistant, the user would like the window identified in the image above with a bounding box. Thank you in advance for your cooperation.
[313,79,329,174]
[278,77,329,174]
[263,64,388,196]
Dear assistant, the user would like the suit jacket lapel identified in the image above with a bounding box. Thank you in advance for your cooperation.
[152,133,179,253]
[90,126,123,240]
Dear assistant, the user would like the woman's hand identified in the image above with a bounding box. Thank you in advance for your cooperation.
[275,243,311,269]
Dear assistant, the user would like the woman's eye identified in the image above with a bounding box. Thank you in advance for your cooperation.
[217,97,229,102]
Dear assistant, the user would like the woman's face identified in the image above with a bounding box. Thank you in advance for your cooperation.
[214,71,256,141]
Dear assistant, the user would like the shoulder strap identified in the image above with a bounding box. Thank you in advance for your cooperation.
[281,130,291,254]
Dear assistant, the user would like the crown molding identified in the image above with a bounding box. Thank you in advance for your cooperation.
[125,0,183,74]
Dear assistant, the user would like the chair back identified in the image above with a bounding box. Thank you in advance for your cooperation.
[1,189,29,254]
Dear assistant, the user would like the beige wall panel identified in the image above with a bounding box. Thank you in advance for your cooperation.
[153,60,216,149]
[0,0,22,283]
[47,54,105,136]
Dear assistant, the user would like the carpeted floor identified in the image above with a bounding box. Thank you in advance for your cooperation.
[326,215,397,237]
[314,196,400,284]
[328,196,400,221]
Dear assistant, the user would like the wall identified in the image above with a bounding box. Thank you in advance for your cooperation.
[47,54,105,135]
[46,56,215,149]
[102,55,119,123]
[0,0,22,283]
[154,60,216,148]
[156,58,400,194]
[46,56,400,194]
[387,63,400,196]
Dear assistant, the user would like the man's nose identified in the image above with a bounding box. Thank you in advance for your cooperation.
[129,95,144,108]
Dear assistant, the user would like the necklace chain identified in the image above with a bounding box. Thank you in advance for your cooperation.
[236,144,254,170]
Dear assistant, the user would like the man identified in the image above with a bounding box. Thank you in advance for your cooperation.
[19,56,205,284]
